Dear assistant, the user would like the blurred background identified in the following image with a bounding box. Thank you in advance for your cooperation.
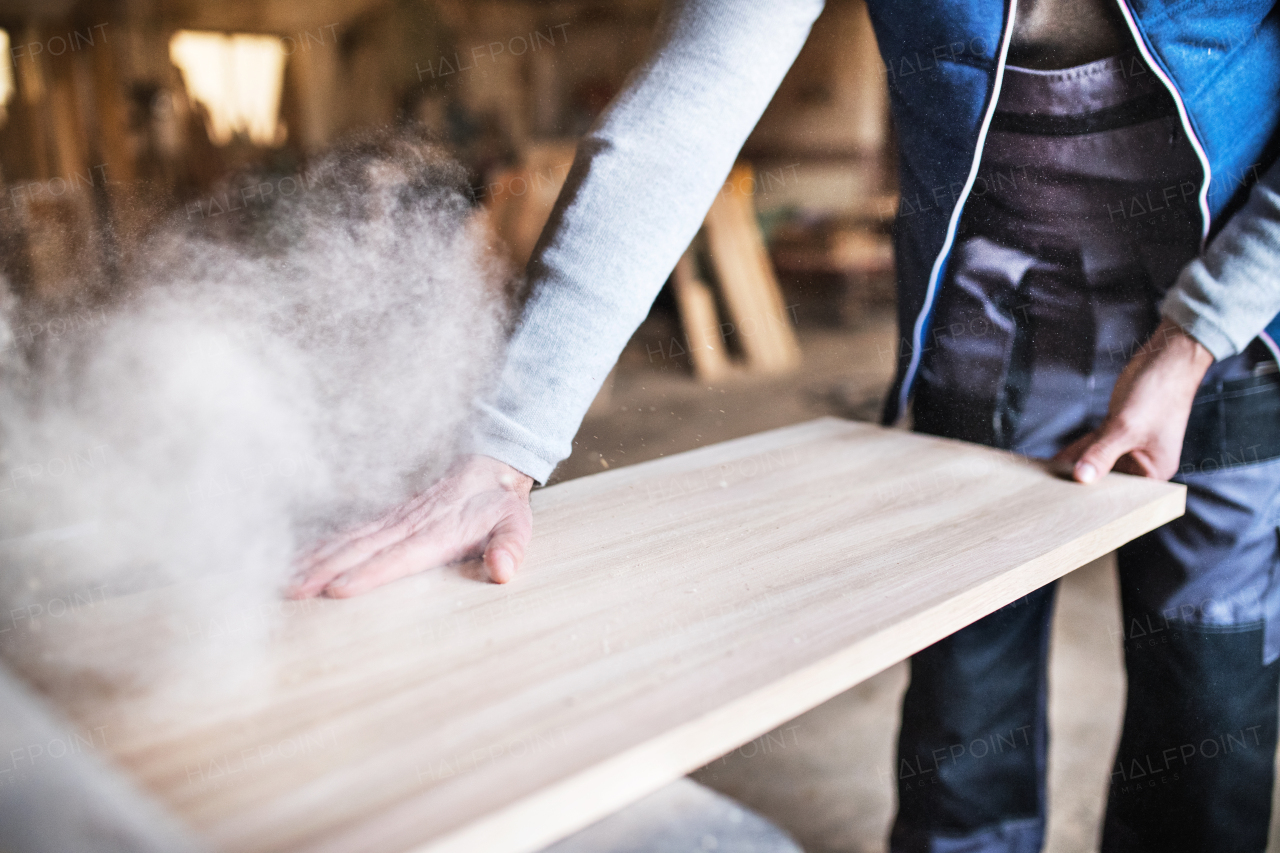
[0,0,910,493]
[0,0,894,309]
[0,3,1179,852]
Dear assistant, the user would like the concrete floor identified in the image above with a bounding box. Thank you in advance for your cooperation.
[554,303,1280,852]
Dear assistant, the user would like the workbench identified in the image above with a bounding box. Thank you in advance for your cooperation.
[17,418,1185,852]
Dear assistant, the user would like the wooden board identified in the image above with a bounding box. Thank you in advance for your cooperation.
[671,248,730,382]
[83,418,1181,853]
[703,164,802,374]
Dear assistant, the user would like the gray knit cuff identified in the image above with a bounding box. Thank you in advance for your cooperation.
[1160,286,1237,362]
[468,409,559,484]
[1162,290,1239,361]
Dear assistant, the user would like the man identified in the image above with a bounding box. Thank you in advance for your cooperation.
[292,0,1280,849]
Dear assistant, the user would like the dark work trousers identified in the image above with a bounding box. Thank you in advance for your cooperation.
[891,55,1280,853]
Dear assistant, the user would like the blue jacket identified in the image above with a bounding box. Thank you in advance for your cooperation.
[872,0,1280,423]
[471,0,1280,483]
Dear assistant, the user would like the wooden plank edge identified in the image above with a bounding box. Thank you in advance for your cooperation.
[532,417,860,507]
[308,482,1184,853]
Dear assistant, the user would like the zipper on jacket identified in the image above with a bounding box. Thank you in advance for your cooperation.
[1112,0,1212,249]
[896,0,1218,421]
[1116,4,1280,366]
[895,0,1019,423]
[1260,331,1280,364]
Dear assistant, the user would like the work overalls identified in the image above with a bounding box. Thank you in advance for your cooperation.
[892,53,1280,853]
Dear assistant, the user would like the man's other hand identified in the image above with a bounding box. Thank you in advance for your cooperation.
[287,455,534,598]
[1055,319,1214,484]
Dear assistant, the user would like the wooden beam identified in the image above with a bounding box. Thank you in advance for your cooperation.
[703,164,802,374]
[671,247,730,382]
[32,418,1184,853]
[45,48,88,183]
[485,142,576,269]
[12,24,53,180]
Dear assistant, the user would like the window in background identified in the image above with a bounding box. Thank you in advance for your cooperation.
[0,30,15,128]
[169,30,286,146]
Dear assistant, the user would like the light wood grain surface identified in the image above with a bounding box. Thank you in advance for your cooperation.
[85,418,1182,853]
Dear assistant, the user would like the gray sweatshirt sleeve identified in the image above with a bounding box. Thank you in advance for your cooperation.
[469,0,825,483]
[1162,158,1280,359]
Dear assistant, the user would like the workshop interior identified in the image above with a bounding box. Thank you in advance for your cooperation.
[1,1,1279,852]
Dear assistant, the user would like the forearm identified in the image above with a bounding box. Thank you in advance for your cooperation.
[472,0,825,483]
[1162,156,1280,359]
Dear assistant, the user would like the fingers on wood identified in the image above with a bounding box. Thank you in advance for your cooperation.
[323,534,460,598]
[482,509,533,583]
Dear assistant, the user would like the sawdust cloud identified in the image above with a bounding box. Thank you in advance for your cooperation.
[0,130,513,723]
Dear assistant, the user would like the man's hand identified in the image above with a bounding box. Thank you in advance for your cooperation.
[1055,319,1214,484]
[287,455,534,598]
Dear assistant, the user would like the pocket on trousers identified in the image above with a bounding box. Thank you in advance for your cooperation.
[1180,372,1280,478]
